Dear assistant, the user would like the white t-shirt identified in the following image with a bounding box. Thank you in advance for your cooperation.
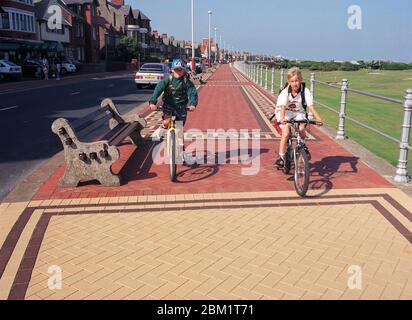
[275,86,313,114]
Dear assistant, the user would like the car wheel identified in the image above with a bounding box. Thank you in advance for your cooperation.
[136,83,142,89]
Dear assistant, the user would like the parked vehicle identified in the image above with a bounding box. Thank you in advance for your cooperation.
[0,60,22,80]
[21,59,55,79]
[134,63,170,89]
[60,60,77,74]
[186,57,202,73]
[65,58,81,71]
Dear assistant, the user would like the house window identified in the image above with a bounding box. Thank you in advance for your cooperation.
[19,14,23,30]
[12,13,16,30]
[16,13,20,30]
[74,23,83,37]
[22,15,26,31]
[1,13,10,30]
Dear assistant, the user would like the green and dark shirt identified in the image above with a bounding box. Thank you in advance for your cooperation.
[149,75,198,109]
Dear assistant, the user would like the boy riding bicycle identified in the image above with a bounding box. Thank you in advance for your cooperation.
[149,60,198,136]
[274,67,323,168]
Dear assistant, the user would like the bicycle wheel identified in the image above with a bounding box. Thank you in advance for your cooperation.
[283,149,291,174]
[168,130,177,182]
[293,148,310,197]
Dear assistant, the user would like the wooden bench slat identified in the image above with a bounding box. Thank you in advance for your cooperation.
[100,123,127,142]
[71,108,111,132]
[108,122,139,146]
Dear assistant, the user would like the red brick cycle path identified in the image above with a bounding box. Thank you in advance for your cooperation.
[32,65,392,200]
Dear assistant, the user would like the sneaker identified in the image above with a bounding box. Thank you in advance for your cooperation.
[274,157,284,168]
[152,127,167,141]
[181,152,193,167]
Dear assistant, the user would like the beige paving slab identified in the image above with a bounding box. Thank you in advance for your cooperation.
[1,189,411,300]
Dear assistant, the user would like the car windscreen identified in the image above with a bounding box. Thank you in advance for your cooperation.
[2,61,18,66]
[140,64,163,73]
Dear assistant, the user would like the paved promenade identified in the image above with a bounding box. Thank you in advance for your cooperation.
[0,65,411,300]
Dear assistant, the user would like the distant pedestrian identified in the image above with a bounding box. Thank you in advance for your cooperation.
[55,58,61,80]
[42,57,49,80]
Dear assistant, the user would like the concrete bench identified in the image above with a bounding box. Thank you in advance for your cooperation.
[51,98,147,187]
[188,71,204,85]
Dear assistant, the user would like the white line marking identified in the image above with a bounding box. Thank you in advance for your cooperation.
[71,92,80,95]
[0,105,18,112]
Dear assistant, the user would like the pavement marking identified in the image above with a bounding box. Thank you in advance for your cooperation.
[0,106,18,112]
[0,207,43,300]
[108,84,114,87]
[70,92,80,95]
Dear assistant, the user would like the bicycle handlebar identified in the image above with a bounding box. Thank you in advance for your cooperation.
[268,114,318,125]
[285,120,318,125]
[154,106,192,111]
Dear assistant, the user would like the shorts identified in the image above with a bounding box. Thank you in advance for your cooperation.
[162,104,188,126]
[275,111,307,128]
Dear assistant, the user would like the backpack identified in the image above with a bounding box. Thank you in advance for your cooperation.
[279,82,307,111]
[166,74,189,93]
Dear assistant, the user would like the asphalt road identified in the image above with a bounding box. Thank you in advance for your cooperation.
[0,73,153,201]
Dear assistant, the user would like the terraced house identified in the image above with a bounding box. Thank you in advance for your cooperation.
[34,0,82,59]
[64,0,100,63]
[0,0,40,60]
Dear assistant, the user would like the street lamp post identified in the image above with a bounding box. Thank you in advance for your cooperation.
[219,34,222,63]
[208,10,212,67]
[191,0,195,72]
[214,27,217,64]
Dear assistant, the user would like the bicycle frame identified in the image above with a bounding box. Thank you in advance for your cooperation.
[280,119,317,196]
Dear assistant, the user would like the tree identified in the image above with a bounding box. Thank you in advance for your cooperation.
[119,36,142,62]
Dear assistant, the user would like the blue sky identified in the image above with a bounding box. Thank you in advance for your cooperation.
[127,0,412,62]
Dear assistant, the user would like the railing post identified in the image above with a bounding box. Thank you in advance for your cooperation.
[255,65,257,83]
[260,65,263,86]
[308,72,315,120]
[265,66,269,90]
[394,89,412,183]
[271,68,275,93]
[280,68,285,90]
[336,79,348,140]
[255,65,258,83]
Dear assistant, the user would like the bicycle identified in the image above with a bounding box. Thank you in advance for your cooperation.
[155,106,190,182]
[271,117,317,197]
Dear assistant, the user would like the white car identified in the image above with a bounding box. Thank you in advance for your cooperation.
[0,60,22,80]
[186,57,201,70]
[61,60,76,74]
[135,63,170,89]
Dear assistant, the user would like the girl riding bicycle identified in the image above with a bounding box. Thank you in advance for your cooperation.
[274,67,323,168]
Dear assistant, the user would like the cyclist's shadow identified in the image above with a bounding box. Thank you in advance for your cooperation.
[175,147,269,183]
[305,156,360,197]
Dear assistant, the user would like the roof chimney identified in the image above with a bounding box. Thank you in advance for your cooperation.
[111,0,124,6]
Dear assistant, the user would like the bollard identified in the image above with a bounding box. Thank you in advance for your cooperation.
[394,89,412,183]
[271,68,275,93]
[308,72,315,120]
[265,66,269,90]
[336,79,349,140]
[280,68,285,90]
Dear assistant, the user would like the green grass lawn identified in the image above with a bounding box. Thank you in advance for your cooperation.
[253,66,412,173]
